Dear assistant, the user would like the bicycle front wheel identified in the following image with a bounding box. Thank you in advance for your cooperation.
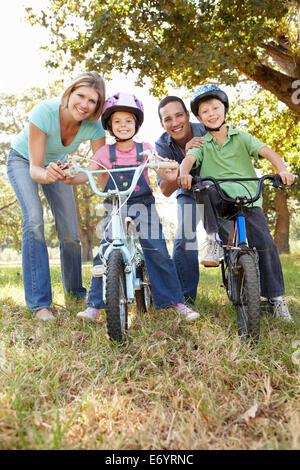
[235,253,260,342]
[105,250,128,341]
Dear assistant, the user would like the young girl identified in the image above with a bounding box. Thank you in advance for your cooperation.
[66,92,200,322]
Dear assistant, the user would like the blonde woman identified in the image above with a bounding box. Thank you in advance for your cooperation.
[7,72,106,320]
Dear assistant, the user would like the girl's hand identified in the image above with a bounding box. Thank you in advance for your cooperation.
[278,170,295,187]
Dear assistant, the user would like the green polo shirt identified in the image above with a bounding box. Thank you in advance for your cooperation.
[187,127,265,207]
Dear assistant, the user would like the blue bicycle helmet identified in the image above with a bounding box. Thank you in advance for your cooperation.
[190,85,229,117]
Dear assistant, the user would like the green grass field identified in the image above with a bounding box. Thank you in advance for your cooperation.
[0,252,299,450]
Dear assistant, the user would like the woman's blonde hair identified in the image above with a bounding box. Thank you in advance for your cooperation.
[61,71,106,122]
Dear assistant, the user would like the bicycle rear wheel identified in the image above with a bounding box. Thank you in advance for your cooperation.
[105,250,128,341]
[235,253,260,342]
[135,258,153,313]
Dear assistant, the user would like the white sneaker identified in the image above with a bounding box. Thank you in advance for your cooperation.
[175,303,200,322]
[270,299,293,322]
[200,240,223,267]
[35,308,55,321]
[77,307,100,322]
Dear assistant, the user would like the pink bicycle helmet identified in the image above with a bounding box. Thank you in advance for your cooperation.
[101,93,144,132]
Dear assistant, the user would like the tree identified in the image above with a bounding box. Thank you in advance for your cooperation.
[228,85,300,253]
[26,0,300,113]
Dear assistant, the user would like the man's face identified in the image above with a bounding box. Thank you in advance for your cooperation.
[160,101,191,142]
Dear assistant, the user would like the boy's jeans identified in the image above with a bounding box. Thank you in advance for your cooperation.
[195,185,285,298]
[6,148,86,310]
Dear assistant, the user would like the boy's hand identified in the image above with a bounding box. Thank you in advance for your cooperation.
[185,137,204,154]
[177,174,193,189]
[279,170,295,187]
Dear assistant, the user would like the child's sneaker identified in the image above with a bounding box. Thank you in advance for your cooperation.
[269,299,293,322]
[200,240,224,267]
[77,307,100,322]
[175,303,200,322]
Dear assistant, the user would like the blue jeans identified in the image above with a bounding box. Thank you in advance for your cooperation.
[195,185,285,298]
[87,197,185,310]
[173,194,202,304]
[6,148,86,310]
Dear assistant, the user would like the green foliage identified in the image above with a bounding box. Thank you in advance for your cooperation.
[25,0,300,113]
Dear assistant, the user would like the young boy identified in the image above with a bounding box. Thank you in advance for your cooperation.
[65,92,200,322]
[178,85,294,321]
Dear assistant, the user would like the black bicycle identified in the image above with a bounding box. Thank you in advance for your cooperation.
[193,174,285,342]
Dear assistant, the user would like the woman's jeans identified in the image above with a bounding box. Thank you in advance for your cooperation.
[87,196,185,310]
[6,148,86,310]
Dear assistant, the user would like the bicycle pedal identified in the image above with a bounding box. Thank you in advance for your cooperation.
[92,265,106,277]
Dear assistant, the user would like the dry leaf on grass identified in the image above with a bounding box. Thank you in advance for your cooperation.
[241,404,258,424]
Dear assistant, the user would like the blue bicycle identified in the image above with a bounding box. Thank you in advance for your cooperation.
[193,174,285,342]
[69,153,178,341]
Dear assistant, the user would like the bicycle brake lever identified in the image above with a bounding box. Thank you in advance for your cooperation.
[193,180,209,191]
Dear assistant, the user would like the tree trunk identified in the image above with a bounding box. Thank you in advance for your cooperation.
[80,230,94,262]
[273,190,290,253]
[240,63,300,115]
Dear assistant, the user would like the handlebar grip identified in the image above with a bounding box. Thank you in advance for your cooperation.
[149,161,179,169]
[272,174,285,189]
[158,161,179,169]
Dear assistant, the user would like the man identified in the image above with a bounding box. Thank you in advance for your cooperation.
[155,96,206,305]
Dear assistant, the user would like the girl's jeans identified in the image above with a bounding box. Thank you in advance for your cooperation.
[87,196,185,310]
[6,148,86,310]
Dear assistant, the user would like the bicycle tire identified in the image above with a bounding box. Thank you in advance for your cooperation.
[105,250,128,341]
[235,253,260,342]
[135,258,153,313]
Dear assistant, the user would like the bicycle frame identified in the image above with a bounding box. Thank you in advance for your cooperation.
[72,156,178,305]
[192,174,284,306]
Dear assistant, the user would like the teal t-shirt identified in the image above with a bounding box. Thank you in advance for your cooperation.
[12,98,106,166]
[187,127,265,207]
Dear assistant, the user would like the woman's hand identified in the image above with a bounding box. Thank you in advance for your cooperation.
[44,161,69,183]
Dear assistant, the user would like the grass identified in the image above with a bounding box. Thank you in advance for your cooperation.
[0,252,299,450]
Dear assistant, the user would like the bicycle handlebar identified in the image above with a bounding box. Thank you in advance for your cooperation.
[192,174,285,205]
[67,158,179,198]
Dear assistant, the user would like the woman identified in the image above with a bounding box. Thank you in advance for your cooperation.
[6,71,106,321]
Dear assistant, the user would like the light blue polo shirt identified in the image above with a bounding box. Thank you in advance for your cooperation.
[12,98,105,166]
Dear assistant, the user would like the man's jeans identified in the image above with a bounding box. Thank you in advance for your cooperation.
[87,197,185,310]
[6,149,86,310]
[173,194,202,304]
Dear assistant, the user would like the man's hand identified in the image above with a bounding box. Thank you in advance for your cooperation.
[177,174,193,190]
[156,166,179,182]
[185,136,204,154]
